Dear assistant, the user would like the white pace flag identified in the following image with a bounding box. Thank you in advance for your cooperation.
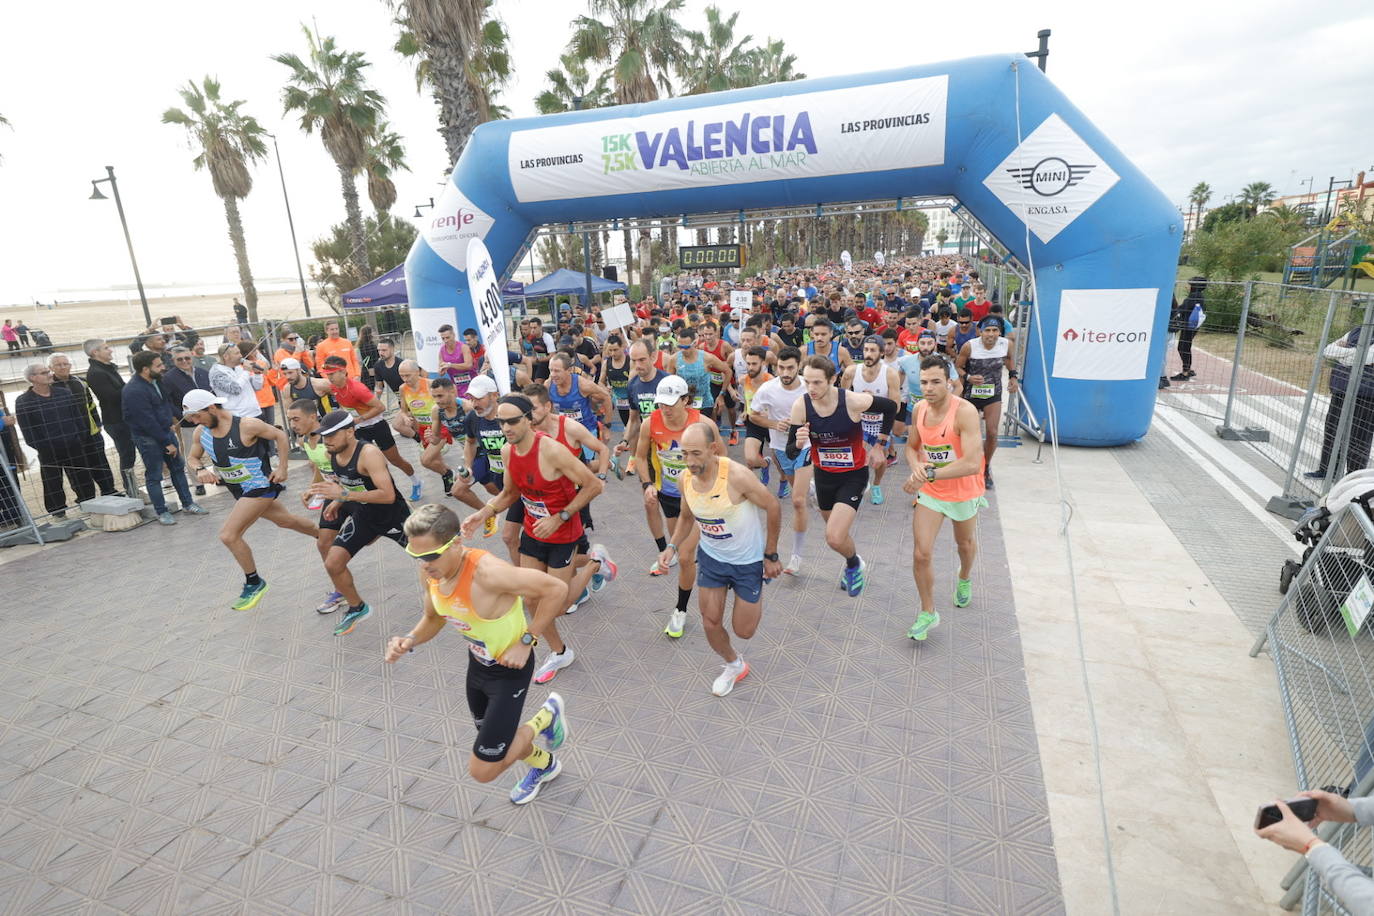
[729,290,752,317]
[874,250,885,266]
[840,250,853,271]
[466,237,512,395]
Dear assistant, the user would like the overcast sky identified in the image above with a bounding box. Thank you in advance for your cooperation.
[1,0,1370,306]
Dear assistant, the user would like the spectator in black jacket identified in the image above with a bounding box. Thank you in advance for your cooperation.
[15,363,95,517]
[162,346,211,495]
[121,351,206,525]
[49,353,117,497]
[0,390,25,529]
[83,337,137,488]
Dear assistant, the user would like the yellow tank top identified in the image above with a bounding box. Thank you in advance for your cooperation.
[427,549,526,665]
[402,379,437,419]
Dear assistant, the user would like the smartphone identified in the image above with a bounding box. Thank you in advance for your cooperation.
[159,316,178,327]
[1255,797,1319,830]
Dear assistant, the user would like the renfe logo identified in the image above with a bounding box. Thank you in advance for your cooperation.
[432,209,476,230]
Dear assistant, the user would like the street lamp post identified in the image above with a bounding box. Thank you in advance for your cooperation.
[414,197,435,219]
[89,166,151,327]
[266,133,311,317]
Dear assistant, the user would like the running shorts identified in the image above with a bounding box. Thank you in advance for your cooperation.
[696,547,764,603]
[319,503,344,532]
[227,482,284,500]
[813,466,869,512]
[966,395,1001,412]
[744,420,768,446]
[417,423,455,448]
[915,491,988,522]
[467,651,535,762]
[355,421,397,452]
[657,491,681,519]
[772,446,811,477]
[518,531,590,569]
[333,503,411,556]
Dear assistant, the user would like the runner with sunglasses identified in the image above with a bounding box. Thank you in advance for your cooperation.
[388,504,573,805]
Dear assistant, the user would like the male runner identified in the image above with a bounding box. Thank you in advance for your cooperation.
[748,347,810,574]
[619,339,671,558]
[771,312,805,351]
[955,317,1017,489]
[306,410,413,635]
[322,354,421,500]
[452,375,514,555]
[387,503,571,804]
[804,320,852,373]
[283,359,328,417]
[459,395,609,685]
[598,334,631,476]
[421,375,466,494]
[695,321,736,440]
[787,356,898,597]
[546,352,613,449]
[736,345,775,481]
[393,359,436,443]
[287,399,347,615]
[902,356,988,641]
[841,336,901,505]
[184,390,318,610]
[659,422,781,696]
[667,325,729,413]
[638,376,704,636]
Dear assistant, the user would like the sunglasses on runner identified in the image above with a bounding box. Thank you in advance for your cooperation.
[405,535,458,562]
[496,414,527,426]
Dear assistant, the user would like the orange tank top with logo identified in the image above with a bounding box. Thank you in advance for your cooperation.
[428,548,527,665]
[914,396,985,502]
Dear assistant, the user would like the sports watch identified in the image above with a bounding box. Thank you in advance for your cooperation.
[924,464,938,482]
[520,631,539,647]
[763,552,780,562]
[558,509,572,521]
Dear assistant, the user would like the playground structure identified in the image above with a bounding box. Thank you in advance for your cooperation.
[404,53,1182,446]
[1282,230,1370,289]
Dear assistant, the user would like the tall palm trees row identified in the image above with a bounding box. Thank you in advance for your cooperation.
[1187,179,1279,235]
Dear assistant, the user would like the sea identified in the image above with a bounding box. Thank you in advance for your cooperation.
[29,278,304,305]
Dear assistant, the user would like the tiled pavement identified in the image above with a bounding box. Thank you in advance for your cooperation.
[0,441,1064,914]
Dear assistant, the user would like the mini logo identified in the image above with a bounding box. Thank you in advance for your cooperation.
[1006,157,1095,197]
[512,688,525,698]
[477,742,507,756]
[1062,328,1080,341]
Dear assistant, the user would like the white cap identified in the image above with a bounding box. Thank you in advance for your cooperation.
[467,374,499,397]
[654,374,690,405]
[181,389,225,413]
[280,357,302,371]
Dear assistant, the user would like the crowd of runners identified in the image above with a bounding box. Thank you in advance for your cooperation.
[178,254,1016,805]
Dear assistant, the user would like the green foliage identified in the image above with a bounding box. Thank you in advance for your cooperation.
[309,212,418,308]
[1184,215,1306,329]
[1201,201,1248,233]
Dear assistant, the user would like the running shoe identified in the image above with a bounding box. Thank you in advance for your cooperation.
[182,502,209,515]
[871,485,884,505]
[711,658,749,697]
[907,611,940,641]
[954,578,972,608]
[483,515,498,538]
[538,692,569,750]
[626,457,636,475]
[783,554,803,576]
[649,552,679,576]
[778,480,791,500]
[760,462,770,485]
[1303,468,1328,480]
[232,579,269,611]
[587,544,617,592]
[534,648,575,684]
[664,609,687,639]
[157,512,178,526]
[728,430,739,446]
[842,558,867,598]
[410,481,423,501]
[316,590,344,614]
[509,755,562,805]
[984,470,994,490]
[611,453,624,480]
[334,603,371,635]
[886,452,897,468]
[566,586,590,614]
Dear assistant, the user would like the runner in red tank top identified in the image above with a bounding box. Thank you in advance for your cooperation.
[462,393,612,687]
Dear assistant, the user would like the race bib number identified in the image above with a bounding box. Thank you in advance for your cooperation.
[696,516,731,540]
[970,384,995,399]
[522,497,551,518]
[216,461,252,485]
[923,444,954,467]
[481,435,506,470]
[462,635,497,665]
[860,411,882,436]
[659,448,686,482]
[817,447,854,469]
[558,405,586,424]
[614,389,629,409]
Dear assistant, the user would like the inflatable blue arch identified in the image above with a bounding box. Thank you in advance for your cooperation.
[405,53,1181,446]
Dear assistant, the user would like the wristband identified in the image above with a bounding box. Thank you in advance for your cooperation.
[642,481,652,490]
[1303,837,1324,855]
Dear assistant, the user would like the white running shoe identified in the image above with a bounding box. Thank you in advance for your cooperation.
[783,555,803,576]
[711,658,749,697]
[649,551,679,576]
[664,609,687,639]
[533,648,575,684]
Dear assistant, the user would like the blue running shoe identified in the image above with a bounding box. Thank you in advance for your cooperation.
[539,692,568,750]
[842,558,867,598]
[334,603,371,636]
[761,462,770,486]
[409,480,423,501]
[510,755,562,805]
[778,480,791,500]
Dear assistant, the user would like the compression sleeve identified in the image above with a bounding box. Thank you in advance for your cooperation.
[786,423,804,460]
[868,395,898,435]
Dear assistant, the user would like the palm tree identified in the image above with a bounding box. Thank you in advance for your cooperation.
[748,38,805,85]
[162,78,269,320]
[391,0,505,165]
[678,6,753,94]
[363,122,408,216]
[935,229,949,251]
[1240,180,1275,216]
[274,25,386,276]
[1187,181,1211,236]
[534,53,613,114]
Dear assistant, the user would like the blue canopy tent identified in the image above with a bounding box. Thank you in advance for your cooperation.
[342,263,407,308]
[522,268,626,301]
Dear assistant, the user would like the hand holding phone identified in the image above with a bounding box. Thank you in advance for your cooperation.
[1255,797,1319,830]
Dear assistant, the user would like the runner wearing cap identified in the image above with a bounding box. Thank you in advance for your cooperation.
[387,504,573,805]
[459,394,605,685]
[786,356,898,597]
[902,356,988,642]
[306,409,413,636]
[287,398,348,615]
[841,336,901,506]
[954,317,1017,489]
[658,422,781,696]
[637,375,704,637]
[453,375,512,553]
[184,390,319,611]
[282,359,330,418]
[322,354,421,501]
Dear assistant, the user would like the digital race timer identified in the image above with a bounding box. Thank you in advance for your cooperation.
[678,244,746,268]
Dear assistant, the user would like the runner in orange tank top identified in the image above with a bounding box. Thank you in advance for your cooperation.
[902,354,988,643]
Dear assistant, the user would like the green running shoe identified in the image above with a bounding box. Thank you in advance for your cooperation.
[954,578,972,608]
[907,611,940,641]
[232,580,269,611]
